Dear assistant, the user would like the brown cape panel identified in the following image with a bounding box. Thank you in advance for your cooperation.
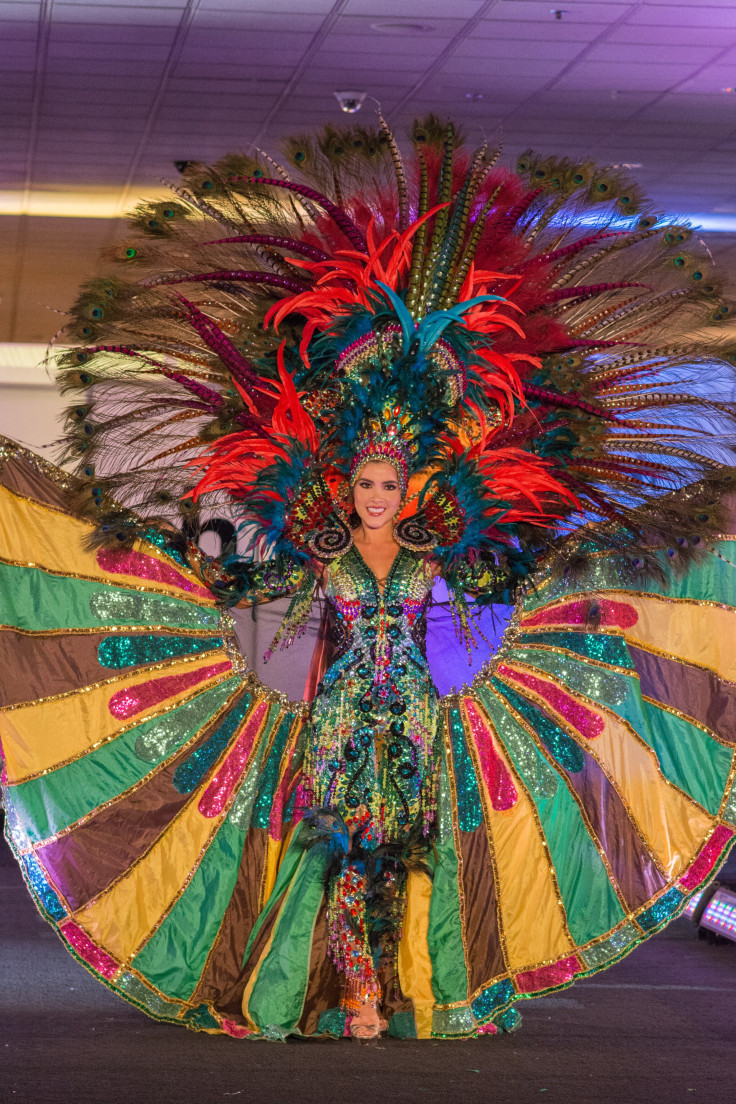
[295,900,342,1035]
[459,825,505,994]
[0,628,218,707]
[0,444,78,513]
[193,826,269,1018]
[631,645,736,743]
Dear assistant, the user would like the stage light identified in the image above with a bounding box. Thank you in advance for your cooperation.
[683,888,705,919]
[699,886,736,941]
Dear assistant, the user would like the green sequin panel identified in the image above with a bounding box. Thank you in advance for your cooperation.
[436,750,454,845]
[579,923,638,969]
[492,678,585,773]
[90,589,219,629]
[172,694,252,793]
[510,647,629,705]
[526,537,736,612]
[317,1008,347,1037]
[182,1005,221,1031]
[227,752,266,832]
[141,527,187,566]
[447,706,483,831]
[98,633,223,669]
[516,630,635,670]
[474,685,559,800]
[134,683,235,763]
[117,972,187,1021]
[228,709,286,831]
[431,1005,476,1037]
[526,555,630,608]
[723,782,736,826]
[251,713,295,830]
[636,887,684,931]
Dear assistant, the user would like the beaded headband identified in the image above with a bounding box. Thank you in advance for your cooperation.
[349,438,410,496]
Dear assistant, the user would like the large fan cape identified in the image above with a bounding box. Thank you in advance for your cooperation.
[1,438,735,1039]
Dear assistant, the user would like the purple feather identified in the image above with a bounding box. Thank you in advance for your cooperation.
[233,176,368,254]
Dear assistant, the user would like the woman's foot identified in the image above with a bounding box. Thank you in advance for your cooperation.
[349,1003,388,1040]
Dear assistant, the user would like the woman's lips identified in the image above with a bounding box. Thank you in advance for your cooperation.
[366,506,386,515]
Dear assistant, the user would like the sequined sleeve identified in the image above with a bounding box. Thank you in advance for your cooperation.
[449,556,507,601]
[229,556,314,607]
[185,542,312,607]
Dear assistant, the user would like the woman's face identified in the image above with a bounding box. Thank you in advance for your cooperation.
[351,461,402,531]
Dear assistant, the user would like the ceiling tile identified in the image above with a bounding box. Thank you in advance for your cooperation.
[631,4,736,27]
[345,0,484,16]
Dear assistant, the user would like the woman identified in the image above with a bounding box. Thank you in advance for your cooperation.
[2,117,735,1041]
[295,458,434,1038]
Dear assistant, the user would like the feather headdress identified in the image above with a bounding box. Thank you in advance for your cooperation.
[56,116,736,635]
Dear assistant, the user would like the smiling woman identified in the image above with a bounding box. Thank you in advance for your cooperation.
[1,117,736,1045]
[350,460,403,584]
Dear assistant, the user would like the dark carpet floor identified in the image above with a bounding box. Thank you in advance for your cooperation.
[1,837,735,1104]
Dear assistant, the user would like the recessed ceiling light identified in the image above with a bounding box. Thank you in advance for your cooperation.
[370,21,435,33]
[465,93,484,101]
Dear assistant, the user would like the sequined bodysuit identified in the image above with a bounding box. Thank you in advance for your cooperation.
[307,545,440,845]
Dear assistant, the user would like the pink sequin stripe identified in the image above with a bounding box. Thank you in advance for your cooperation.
[498,664,605,739]
[477,1022,498,1035]
[679,824,735,891]
[268,736,300,841]
[109,661,232,719]
[522,597,638,629]
[463,699,518,811]
[515,954,581,994]
[60,920,119,980]
[97,548,211,600]
[291,779,312,826]
[198,701,269,818]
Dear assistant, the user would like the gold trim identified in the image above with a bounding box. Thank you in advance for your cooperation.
[0,623,220,638]
[640,693,736,751]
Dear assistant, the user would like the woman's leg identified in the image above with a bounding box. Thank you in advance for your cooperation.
[328,862,386,1037]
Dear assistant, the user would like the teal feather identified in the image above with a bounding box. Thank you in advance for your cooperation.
[415,295,506,354]
[375,281,416,351]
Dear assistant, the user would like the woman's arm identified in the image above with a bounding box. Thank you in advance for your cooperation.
[185,542,314,607]
[446,556,507,601]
